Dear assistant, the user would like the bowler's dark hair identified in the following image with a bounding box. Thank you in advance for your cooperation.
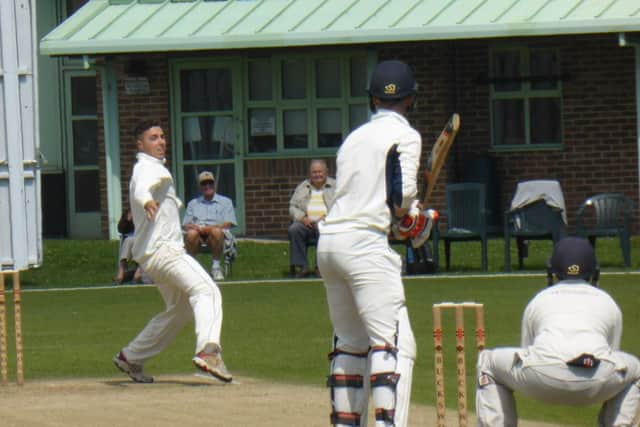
[133,120,161,141]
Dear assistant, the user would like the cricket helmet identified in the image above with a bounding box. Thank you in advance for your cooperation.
[547,237,599,285]
[367,60,417,100]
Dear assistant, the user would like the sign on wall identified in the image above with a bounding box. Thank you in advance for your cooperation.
[0,0,42,271]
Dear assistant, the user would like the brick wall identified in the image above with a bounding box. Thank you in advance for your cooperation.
[456,35,638,234]
[97,35,639,237]
[380,35,638,234]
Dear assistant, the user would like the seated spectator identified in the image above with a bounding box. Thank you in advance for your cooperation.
[183,171,237,281]
[114,208,144,285]
[288,159,335,278]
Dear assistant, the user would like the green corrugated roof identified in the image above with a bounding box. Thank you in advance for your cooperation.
[40,0,640,56]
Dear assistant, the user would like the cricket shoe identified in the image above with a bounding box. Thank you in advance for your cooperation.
[411,209,438,248]
[192,343,233,383]
[113,351,154,383]
[211,267,225,281]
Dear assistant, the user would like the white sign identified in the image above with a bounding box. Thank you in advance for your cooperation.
[124,77,150,95]
[251,115,276,136]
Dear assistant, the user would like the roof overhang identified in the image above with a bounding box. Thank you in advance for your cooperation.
[40,0,640,56]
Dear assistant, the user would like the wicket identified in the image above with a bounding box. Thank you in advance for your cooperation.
[432,302,485,427]
[0,271,24,385]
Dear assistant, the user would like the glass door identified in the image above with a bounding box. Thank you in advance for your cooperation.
[65,71,100,238]
[172,59,244,233]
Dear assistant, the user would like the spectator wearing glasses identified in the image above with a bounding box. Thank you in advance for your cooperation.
[183,171,237,281]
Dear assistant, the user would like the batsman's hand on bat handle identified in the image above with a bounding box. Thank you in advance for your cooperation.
[396,200,424,238]
[144,200,158,220]
[393,200,422,218]
[394,201,439,248]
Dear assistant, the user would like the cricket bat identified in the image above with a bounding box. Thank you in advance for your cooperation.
[422,113,460,207]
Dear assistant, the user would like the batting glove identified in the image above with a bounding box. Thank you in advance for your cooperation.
[410,209,438,248]
[396,200,425,239]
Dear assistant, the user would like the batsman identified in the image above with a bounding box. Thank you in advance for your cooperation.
[317,59,434,427]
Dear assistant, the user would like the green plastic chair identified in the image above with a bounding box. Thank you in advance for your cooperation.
[504,200,566,271]
[575,193,634,267]
[432,183,488,271]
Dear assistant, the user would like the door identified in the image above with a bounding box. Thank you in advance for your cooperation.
[171,59,244,233]
[64,71,101,238]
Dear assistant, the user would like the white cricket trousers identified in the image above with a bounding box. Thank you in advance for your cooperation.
[318,230,417,427]
[122,244,223,362]
[476,348,640,427]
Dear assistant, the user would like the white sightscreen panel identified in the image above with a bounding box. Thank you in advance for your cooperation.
[0,0,42,271]
[17,0,41,267]
[18,0,36,162]
[0,3,5,164]
[0,3,11,267]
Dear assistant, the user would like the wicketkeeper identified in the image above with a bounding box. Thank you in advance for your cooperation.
[476,237,640,426]
[317,59,433,427]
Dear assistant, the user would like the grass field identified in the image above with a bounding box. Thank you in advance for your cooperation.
[3,238,640,426]
[18,235,640,287]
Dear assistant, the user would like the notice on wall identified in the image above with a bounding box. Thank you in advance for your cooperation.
[124,77,150,95]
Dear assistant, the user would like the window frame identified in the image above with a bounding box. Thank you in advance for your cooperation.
[244,51,370,157]
[489,45,564,151]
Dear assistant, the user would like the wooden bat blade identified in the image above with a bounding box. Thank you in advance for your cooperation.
[423,113,460,207]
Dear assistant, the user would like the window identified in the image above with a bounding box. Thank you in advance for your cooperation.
[180,68,235,161]
[246,53,368,154]
[490,47,562,148]
[69,75,99,212]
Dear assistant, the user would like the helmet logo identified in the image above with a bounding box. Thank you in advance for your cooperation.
[384,84,397,95]
[567,264,580,275]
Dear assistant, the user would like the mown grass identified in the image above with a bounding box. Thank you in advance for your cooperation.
[18,236,640,288]
[3,275,639,426]
[4,237,640,425]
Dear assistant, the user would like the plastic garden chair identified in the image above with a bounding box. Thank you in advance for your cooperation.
[432,183,488,271]
[575,193,634,267]
[504,199,566,271]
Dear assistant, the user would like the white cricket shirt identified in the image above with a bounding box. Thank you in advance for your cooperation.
[319,109,421,235]
[130,152,184,262]
[519,281,625,368]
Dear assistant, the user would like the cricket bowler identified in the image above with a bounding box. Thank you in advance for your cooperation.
[113,120,232,384]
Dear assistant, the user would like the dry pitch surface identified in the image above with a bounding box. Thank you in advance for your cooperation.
[0,375,567,426]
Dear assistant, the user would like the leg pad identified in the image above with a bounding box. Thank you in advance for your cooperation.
[375,408,395,423]
[370,372,400,388]
[328,374,364,388]
[330,411,361,426]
